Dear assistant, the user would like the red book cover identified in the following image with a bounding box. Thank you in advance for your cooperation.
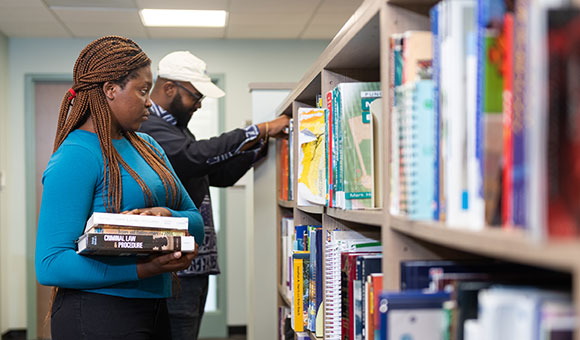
[547,9,580,237]
[502,13,514,229]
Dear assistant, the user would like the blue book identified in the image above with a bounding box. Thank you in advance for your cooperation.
[430,3,441,221]
[294,225,308,251]
[378,291,450,340]
[409,80,436,220]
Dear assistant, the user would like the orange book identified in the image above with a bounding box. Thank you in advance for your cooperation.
[279,139,289,200]
[369,273,383,340]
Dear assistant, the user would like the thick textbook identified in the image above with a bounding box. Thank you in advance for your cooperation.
[84,212,188,233]
[76,233,195,255]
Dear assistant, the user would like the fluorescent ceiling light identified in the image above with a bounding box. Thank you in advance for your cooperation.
[140,9,227,27]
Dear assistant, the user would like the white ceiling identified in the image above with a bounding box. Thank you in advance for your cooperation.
[0,0,364,39]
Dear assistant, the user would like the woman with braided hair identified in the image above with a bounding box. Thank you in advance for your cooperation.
[35,36,204,339]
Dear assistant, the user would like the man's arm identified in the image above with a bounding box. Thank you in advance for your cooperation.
[207,152,256,187]
[140,116,249,180]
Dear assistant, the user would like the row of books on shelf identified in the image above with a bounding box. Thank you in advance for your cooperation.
[276,81,384,210]
[279,222,573,340]
[76,212,195,256]
[388,0,580,240]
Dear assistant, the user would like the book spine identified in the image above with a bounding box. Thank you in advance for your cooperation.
[512,0,529,228]
[337,86,344,209]
[87,212,188,231]
[88,226,187,236]
[333,88,339,208]
[293,256,304,332]
[341,253,350,340]
[431,5,441,221]
[77,233,193,255]
[326,91,334,207]
[502,13,514,228]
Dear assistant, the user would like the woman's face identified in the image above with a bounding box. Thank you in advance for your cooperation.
[107,66,153,137]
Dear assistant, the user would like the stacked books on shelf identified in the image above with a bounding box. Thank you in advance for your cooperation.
[77,212,195,256]
[387,0,580,240]
[324,229,381,340]
[296,82,383,210]
[375,259,573,339]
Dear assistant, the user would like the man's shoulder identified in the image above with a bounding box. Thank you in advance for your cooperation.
[140,114,176,133]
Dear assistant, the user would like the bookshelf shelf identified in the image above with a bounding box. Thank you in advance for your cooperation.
[274,0,580,339]
[390,216,580,272]
[326,207,384,226]
[307,330,322,340]
[277,199,295,209]
[296,205,324,215]
[278,285,291,307]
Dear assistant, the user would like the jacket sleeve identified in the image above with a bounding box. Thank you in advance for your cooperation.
[207,152,256,187]
[141,118,248,181]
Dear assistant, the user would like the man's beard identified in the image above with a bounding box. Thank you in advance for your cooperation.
[169,92,193,127]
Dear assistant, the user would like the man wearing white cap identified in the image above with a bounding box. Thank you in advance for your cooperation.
[140,51,289,340]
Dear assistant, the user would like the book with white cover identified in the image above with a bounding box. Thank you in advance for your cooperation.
[84,212,188,233]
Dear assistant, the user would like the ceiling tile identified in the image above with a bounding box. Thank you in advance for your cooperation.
[227,12,311,26]
[317,0,363,14]
[0,0,70,37]
[300,22,343,39]
[300,11,353,39]
[136,0,228,10]
[53,8,148,38]
[45,0,137,9]
[146,27,226,39]
[0,21,70,38]
[226,24,302,39]
[229,0,319,14]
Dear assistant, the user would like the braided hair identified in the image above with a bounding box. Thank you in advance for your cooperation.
[54,36,181,212]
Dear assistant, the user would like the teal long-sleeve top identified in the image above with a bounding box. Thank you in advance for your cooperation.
[35,129,204,298]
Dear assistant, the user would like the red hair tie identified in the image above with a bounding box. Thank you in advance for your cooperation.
[68,88,76,101]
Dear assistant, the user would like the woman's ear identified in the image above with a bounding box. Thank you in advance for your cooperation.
[103,81,117,101]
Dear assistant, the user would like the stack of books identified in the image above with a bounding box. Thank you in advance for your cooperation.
[76,212,195,256]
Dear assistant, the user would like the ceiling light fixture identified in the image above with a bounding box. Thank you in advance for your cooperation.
[139,9,227,27]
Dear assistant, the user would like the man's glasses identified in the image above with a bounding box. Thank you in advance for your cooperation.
[171,81,205,104]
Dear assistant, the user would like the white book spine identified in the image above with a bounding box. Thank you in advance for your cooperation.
[85,212,188,232]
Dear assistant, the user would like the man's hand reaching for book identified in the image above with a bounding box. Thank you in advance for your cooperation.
[136,244,199,279]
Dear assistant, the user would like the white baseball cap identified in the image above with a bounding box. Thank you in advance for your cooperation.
[157,51,225,98]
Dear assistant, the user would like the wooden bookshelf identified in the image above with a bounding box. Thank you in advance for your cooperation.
[326,207,384,226]
[296,205,324,215]
[273,0,580,339]
[278,284,291,307]
[307,330,322,340]
[277,199,295,209]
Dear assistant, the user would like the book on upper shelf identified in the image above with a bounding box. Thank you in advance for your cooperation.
[297,108,327,207]
[76,233,195,256]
